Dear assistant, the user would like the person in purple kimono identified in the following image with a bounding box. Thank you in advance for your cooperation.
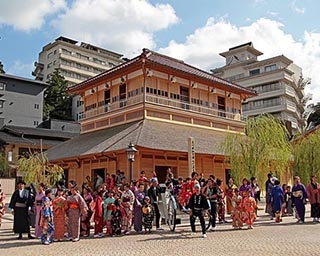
[292,176,308,223]
[239,178,254,198]
[133,184,145,232]
[35,183,46,238]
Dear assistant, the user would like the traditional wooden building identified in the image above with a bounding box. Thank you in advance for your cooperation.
[46,49,256,184]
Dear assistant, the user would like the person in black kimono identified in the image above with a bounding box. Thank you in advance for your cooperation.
[111,200,122,236]
[147,178,162,230]
[9,180,35,239]
[187,183,209,238]
[142,196,154,233]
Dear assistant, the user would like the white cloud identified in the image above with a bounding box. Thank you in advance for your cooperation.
[291,1,306,14]
[0,0,66,31]
[158,17,320,104]
[52,0,179,57]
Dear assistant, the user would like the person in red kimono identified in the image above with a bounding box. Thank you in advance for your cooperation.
[179,177,194,211]
[52,187,67,241]
[306,175,320,222]
[241,188,257,229]
[105,173,114,192]
[93,190,104,238]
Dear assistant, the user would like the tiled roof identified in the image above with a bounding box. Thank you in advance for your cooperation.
[0,131,66,147]
[3,125,78,139]
[69,49,256,95]
[144,49,254,94]
[46,119,230,161]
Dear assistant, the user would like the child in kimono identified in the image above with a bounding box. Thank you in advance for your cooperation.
[241,188,257,229]
[285,185,293,216]
[111,200,122,236]
[142,196,154,233]
[41,189,54,245]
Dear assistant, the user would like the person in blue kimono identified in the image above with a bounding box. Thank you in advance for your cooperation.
[41,189,54,245]
[271,180,284,222]
[292,176,308,223]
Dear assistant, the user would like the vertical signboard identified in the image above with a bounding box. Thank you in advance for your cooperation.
[188,137,195,176]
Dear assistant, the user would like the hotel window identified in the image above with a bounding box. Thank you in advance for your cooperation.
[249,69,260,76]
[0,82,5,90]
[47,52,53,58]
[264,64,277,72]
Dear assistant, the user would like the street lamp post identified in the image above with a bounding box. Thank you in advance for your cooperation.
[126,142,137,182]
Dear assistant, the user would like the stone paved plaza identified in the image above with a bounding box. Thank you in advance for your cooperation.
[0,203,319,256]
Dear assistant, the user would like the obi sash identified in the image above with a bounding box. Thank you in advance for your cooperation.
[122,197,130,203]
[69,203,80,209]
[15,202,27,208]
[292,190,303,198]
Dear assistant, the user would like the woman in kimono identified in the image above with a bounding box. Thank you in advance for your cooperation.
[307,175,320,222]
[66,180,88,242]
[52,187,67,241]
[35,183,46,238]
[225,178,237,215]
[292,176,308,223]
[93,190,104,238]
[103,190,115,236]
[231,188,243,229]
[133,184,145,232]
[80,186,93,237]
[0,184,6,227]
[241,188,257,229]
[40,189,54,245]
[216,178,227,223]
[121,183,135,234]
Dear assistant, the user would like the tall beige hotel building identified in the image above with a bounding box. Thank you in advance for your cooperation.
[212,42,310,135]
[32,36,124,121]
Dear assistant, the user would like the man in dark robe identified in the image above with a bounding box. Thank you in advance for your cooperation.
[9,180,34,239]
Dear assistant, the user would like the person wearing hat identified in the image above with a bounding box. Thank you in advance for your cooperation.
[9,180,35,239]
[187,183,209,238]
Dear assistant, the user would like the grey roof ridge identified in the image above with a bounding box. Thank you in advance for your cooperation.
[101,120,144,152]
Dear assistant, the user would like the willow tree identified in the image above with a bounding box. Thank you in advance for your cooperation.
[222,114,292,188]
[17,152,64,187]
[292,128,320,184]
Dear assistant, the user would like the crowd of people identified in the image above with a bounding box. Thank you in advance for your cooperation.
[1,169,320,244]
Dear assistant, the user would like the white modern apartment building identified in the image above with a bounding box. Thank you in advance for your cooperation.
[212,42,310,134]
[33,36,124,120]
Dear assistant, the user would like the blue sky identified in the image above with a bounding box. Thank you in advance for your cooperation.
[0,0,319,102]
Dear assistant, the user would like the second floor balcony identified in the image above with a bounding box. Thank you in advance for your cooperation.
[79,93,244,123]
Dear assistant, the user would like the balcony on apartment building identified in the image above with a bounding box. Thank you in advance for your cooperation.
[243,97,299,115]
[225,65,297,87]
[59,49,115,71]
